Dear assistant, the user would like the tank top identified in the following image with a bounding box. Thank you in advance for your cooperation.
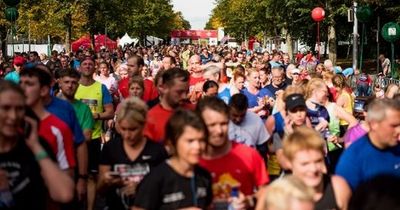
[75,81,103,139]
[326,103,341,151]
[339,91,353,126]
[315,174,339,210]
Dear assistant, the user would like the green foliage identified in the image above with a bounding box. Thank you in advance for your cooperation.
[0,0,191,45]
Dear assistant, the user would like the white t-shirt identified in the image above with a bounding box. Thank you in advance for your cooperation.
[94,74,118,92]
[228,111,270,147]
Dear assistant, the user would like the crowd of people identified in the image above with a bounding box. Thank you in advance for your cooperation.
[0,43,400,210]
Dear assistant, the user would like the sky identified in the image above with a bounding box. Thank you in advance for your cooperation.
[171,0,216,30]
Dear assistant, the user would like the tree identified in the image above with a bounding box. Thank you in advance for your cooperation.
[172,11,191,30]
[17,0,87,44]
[206,0,265,43]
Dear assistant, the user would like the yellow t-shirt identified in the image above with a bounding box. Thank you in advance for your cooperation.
[75,82,103,139]
[339,91,354,126]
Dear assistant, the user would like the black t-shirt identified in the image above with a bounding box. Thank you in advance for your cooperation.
[134,161,213,210]
[0,139,48,210]
[99,137,168,210]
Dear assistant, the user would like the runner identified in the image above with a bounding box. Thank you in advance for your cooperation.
[283,127,351,210]
[0,80,74,209]
[336,98,400,190]
[144,67,192,143]
[134,109,212,210]
[98,97,168,210]
[197,97,269,209]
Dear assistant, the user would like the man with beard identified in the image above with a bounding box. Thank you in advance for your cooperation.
[197,97,269,210]
[144,67,192,143]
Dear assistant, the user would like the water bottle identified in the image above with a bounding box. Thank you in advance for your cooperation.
[228,187,239,210]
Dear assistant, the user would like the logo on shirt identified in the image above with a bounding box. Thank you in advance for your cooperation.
[213,173,240,201]
[142,155,152,160]
[81,99,98,113]
[163,192,185,203]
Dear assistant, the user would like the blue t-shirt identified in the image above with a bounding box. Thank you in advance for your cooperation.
[241,87,273,108]
[265,83,288,98]
[307,103,330,128]
[218,87,231,104]
[4,70,20,84]
[336,135,400,190]
[72,59,81,70]
[46,96,85,145]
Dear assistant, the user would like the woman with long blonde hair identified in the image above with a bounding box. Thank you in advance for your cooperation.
[332,74,354,136]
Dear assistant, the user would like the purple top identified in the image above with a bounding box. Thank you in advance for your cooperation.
[343,123,368,146]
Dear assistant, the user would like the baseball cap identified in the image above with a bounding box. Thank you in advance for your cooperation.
[13,56,26,66]
[292,68,300,74]
[285,93,306,111]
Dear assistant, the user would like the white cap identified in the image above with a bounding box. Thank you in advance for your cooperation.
[292,68,300,74]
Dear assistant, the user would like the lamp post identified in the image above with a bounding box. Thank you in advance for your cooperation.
[356,5,373,72]
[381,22,400,78]
[311,7,325,61]
[352,2,358,72]
[4,0,20,57]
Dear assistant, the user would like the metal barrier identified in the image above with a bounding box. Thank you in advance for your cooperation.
[349,74,400,96]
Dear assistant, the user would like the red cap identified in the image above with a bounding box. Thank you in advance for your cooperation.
[13,56,26,66]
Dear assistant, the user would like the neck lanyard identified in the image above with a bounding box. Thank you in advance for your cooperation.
[190,173,198,206]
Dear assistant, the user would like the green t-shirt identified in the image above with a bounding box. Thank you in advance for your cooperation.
[72,99,95,133]
[4,70,20,84]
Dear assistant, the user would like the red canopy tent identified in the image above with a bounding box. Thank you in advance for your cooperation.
[71,36,91,52]
[94,35,117,52]
[71,35,117,52]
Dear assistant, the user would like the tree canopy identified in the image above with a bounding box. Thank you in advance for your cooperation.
[0,0,191,46]
[205,0,400,59]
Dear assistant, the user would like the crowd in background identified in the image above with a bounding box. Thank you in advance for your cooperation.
[0,43,400,210]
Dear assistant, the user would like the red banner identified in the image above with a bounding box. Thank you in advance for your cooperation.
[171,30,218,39]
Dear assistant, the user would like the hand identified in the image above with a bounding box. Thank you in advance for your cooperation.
[257,110,267,117]
[284,118,294,134]
[76,178,87,201]
[315,118,328,132]
[327,135,339,144]
[104,172,124,187]
[275,90,284,99]
[266,97,275,107]
[257,97,266,107]
[228,192,248,210]
[107,120,115,129]
[24,116,40,150]
[120,179,139,197]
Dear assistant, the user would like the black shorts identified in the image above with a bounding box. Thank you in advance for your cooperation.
[87,138,102,174]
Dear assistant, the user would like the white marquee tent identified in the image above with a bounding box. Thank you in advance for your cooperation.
[118,33,138,47]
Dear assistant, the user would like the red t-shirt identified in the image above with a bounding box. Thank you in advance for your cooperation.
[189,75,204,86]
[199,142,269,202]
[39,114,76,170]
[118,78,158,102]
[144,103,194,143]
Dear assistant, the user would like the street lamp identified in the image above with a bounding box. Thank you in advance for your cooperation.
[311,7,325,60]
